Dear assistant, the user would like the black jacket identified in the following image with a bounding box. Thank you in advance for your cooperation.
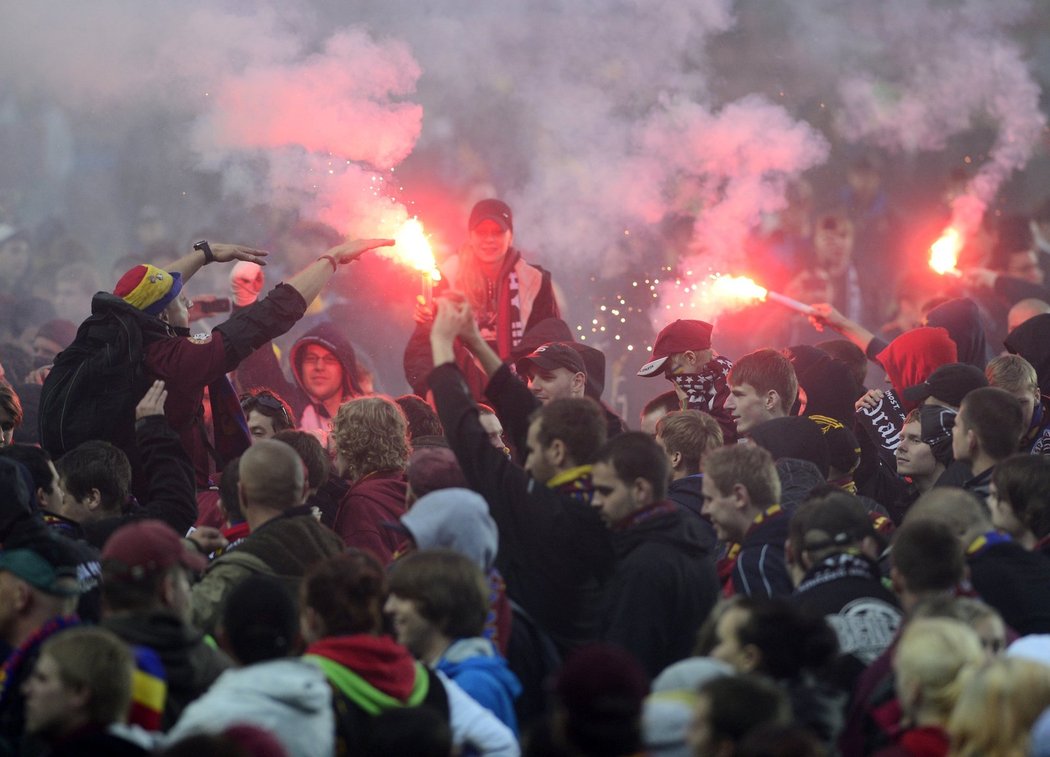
[429,362,614,652]
[603,507,719,678]
[102,609,230,729]
[969,537,1050,635]
[666,476,717,552]
[733,507,793,599]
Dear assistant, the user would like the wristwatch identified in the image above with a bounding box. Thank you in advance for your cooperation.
[193,240,215,265]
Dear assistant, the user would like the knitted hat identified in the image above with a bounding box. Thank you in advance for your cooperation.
[113,264,183,316]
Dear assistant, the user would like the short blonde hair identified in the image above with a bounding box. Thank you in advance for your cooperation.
[331,396,409,481]
[986,354,1038,395]
[893,618,982,723]
[703,444,780,507]
[949,657,1050,757]
[41,627,133,725]
[656,410,723,473]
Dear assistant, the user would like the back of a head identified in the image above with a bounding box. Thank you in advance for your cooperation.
[272,430,330,492]
[533,397,607,466]
[698,674,791,751]
[993,454,1050,540]
[891,518,965,593]
[815,339,868,389]
[960,386,1025,462]
[789,490,874,561]
[985,353,1039,395]
[41,626,134,726]
[400,488,497,571]
[655,409,723,473]
[56,440,131,514]
[302,550,386,638]
[704,444,781,507]
[728,349,799,413]
[222,574,298,665]
[949,657,1050,757]
[554,643,649,757]
[749,417,830,480]
[331,396,410,480]
[592,431,669,502]
[238,439,305,513]
[736,600,839,679]
[405,447,467,500]
[736,723,827,757]
[908,487,990,536]
[387,549,488,640]
[395,394,444,442]
[641,390,681,431]
[894,618,983,722]
[0,444,54,498]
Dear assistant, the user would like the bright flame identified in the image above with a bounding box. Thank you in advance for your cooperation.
[708,275,769,308]
[392,218,440,280]
[929,227,963,276]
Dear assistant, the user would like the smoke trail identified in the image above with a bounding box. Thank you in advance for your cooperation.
[0,2,424,238]
[829,0,1045,236]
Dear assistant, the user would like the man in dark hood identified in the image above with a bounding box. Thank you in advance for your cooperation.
[290,322,366,447]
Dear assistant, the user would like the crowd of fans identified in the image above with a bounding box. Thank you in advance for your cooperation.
[1,184,1050,757]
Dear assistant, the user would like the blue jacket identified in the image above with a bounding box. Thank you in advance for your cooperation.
[435,638,522,735]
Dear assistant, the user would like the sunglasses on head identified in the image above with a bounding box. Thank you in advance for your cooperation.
[241,392,292,427]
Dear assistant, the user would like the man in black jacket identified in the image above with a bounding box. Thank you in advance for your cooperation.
[788,491,902,675]
[100,519,231,729]
[591,432,719,677]
[655,409,722,551]
[428,297,614,652]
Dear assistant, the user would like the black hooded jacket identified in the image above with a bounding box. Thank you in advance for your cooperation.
[1006,313,1050,395]
[603,507,719,678]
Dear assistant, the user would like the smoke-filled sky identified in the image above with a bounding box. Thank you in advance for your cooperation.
[0,0,1047,396]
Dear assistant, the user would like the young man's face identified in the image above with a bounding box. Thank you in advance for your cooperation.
[526,367,581,403]
[0,405,14,446]
[590,461,638,527]
[383,594,436,659]
[895,421,939,478]
[952,404,973,462]
[701,475,747,543]
[23,654,82,739]
[247,410,278,441]
[301,344,344,402]
[724,382,771,436]
[1006,385,1040,430]
[524,419,557,485]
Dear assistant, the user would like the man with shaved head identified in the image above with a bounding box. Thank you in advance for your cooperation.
[189,439,344,633]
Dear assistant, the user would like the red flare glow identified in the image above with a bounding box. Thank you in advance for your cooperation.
[929,227,963,276]
[392,218,440,280]
[709,275,769,307]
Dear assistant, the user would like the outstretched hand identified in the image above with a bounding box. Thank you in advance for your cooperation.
[327,238,395,265]
[209,243,269,266]
[136,380,168,420]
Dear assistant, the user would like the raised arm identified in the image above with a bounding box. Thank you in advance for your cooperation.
[134,380,197,534]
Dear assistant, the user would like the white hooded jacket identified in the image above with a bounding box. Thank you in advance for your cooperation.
[166,658,334,757]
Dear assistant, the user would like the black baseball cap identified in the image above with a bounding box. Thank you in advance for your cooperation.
[901,363,988,407]
[516,342,586,377]
[468,199,513,232]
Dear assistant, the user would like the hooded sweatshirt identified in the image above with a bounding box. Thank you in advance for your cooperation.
[925,297,990,370]
[305,635,519,756]
[875,327,958,412]
[400,489,512,653]
[603,504,720,678]
[290,322,365,446]
[166,658,334,757]
[435,638,522,735]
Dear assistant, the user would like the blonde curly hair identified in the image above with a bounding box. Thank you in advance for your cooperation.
[331,396,409,481]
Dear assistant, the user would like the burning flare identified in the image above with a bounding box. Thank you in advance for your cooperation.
[705,275,815,315]
[929,227,963,276]
[392,218,441,303]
